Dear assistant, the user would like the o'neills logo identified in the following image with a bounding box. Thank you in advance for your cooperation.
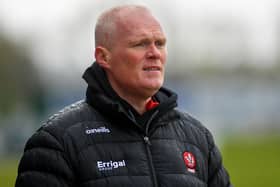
[97,160,126,171]
[85,127,110,134]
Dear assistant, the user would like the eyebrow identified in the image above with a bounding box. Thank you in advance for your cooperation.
[128,35,166,44]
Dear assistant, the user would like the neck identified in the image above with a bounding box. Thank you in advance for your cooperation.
[109,81,151,114]
[120,94,151,115]
[105,73,156,115]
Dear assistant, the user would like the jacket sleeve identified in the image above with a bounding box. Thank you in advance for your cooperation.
[15,128,75,187]
[206,130,233,187]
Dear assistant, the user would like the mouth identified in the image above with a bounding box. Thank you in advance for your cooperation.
[143,66,161,71]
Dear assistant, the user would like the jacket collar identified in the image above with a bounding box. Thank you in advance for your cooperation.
[82,62,178,126]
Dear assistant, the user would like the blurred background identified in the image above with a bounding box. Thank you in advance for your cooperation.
[1,0,280,186]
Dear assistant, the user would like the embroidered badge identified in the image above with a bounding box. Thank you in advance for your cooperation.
[183,151,196,173]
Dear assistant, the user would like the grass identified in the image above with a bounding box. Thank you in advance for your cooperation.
[221,133,280,187]
[0,157,19,187]
[0,134,279,187]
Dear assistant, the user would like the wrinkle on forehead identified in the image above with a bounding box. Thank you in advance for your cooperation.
[115,10,164,39]
[125,30,166,44]
[96,5,165,49]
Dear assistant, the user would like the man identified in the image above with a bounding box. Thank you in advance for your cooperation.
[15,5,232,187]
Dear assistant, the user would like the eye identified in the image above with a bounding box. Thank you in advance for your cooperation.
[135,40,150,47]
[155,40,166,48]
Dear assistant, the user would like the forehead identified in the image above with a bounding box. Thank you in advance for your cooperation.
[115,10,165,40]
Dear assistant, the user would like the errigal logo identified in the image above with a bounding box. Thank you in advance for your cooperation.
[97,160,126,171]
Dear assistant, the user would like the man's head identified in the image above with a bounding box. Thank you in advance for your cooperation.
[95,5,167,102]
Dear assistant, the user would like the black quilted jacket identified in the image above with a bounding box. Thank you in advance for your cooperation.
[15,63,232,187]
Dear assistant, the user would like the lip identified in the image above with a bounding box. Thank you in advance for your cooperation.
[142,66,161,71]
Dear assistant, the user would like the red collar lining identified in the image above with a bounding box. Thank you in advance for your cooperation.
[145,99,159,110]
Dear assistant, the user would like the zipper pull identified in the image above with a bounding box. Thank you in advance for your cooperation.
[144,136,151,146]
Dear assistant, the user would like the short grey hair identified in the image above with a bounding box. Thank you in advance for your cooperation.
[94,5,151,48]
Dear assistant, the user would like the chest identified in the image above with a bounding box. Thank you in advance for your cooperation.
[65,121,208,187]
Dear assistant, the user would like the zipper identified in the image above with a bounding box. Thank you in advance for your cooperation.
[143,110,159,187]
[115,102,161,187]
[144,136,158,187]
[125,107,160,187]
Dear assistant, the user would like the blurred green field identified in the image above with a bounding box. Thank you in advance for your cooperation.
[1,134,279,187]
[222,133,280,187]
[0,156,19,187]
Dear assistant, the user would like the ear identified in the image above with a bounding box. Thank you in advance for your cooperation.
[95,46,111,69]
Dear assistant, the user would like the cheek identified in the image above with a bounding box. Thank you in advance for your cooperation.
[161,51,167,64]
[125,55,145,71]
[112,57,142,78]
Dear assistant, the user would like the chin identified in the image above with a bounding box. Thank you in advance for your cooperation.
[140,79,163,92]
[146,84,162,93]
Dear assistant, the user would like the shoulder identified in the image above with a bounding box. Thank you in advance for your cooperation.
[41,100,96,130]
[171,109,215,153]
[169,109,208,133]
[16,103,88,186]
[180,111,208,133]
[25,100,102,150]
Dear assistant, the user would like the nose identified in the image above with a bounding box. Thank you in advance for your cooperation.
[146,43,161,59]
